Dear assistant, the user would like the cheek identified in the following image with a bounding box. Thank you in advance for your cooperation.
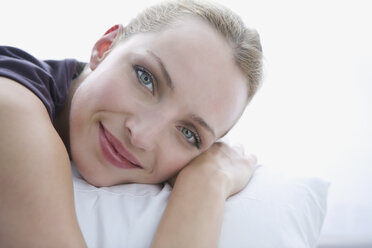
[74,74,136,116]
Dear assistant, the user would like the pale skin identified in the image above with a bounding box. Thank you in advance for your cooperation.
[0,16,256,247]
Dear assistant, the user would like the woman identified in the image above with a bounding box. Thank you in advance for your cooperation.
[0,0,263,247]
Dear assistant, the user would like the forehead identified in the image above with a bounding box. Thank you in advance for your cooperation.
[118,17,248,137]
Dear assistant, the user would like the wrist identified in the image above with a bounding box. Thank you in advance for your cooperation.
[175,164,230,200]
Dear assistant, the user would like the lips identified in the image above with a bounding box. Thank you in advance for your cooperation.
[98,122,142,169]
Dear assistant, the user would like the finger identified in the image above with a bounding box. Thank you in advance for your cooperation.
[245,153,258,167]
[247,155,263,171]
[232,144,245,156]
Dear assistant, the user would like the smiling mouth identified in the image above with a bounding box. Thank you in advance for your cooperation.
[98,122,142,170]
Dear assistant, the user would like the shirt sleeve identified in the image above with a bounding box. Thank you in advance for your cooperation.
[0,46,78,122]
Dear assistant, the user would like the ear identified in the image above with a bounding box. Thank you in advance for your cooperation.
[90,24,124,70]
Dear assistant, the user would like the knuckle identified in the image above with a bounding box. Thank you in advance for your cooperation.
[245,153,258,165]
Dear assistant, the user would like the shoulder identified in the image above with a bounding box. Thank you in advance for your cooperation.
[0,46,79,121]
[0,76,69,163]
[0,76,48,117]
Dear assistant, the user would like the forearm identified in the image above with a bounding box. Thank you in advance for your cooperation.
[151,142,256,248]
[151,169,227,248]
[0,151,86,247]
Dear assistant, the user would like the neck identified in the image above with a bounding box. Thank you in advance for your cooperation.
[54,65,91,157]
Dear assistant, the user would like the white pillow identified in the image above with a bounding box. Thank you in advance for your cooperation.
[72,164,329,248]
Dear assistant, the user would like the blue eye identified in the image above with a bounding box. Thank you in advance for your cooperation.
[135,66,154,93]
[177,126,201,149]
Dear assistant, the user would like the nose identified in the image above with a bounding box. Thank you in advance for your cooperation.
[125,113,167,151]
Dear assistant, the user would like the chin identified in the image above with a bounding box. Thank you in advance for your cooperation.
[72,161,108,188]
[84,175,111,187]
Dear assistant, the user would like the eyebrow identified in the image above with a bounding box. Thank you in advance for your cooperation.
[146,50,216,139]
[146,50,174,91]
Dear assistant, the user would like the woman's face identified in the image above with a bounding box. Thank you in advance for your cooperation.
[70,18,248,186]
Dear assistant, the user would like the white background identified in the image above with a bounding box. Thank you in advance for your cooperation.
[1,0,371,246]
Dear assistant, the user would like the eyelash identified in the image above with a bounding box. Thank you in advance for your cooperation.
[177,126,202,149]
[134,64,202,149]
[134,65,156,94]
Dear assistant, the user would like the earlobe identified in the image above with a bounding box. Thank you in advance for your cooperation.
[90,24,124,70]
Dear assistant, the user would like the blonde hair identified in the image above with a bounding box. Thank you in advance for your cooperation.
[121,0,263,102]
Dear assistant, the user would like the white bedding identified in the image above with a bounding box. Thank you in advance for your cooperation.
[72,164,329,248]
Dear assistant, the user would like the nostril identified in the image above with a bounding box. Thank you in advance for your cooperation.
[125,118,155,152]
[127,126,132,137]
[124,119,133,137]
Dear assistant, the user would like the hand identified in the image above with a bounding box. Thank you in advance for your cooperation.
[170,142,257,199]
